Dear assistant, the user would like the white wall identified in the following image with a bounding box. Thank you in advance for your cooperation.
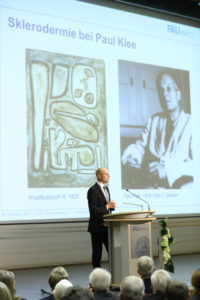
[0,216,200,269]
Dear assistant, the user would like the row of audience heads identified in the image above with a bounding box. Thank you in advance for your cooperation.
[0,256,200,300]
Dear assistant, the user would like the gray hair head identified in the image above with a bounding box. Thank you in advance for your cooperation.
[120,276,144,300]
[61,285,94,300]
[53,279,73,300]
[151,270,171,293]
[137,256,154,278]
[89,268,111,292]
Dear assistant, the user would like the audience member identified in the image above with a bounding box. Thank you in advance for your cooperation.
[0,281,13,300]
[40,266,69,300]
[89,268,119,299]
[191,269,200,300]
[144,270,171,300]
[61,285,94,300]
[137,256,155,294]
[120,275,144,300]
[166,280,190,300]
[1,264,196,300]
[53,279,73,300]
[0,270,26,300]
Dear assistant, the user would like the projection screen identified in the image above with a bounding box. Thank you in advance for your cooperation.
[0,0,200,223]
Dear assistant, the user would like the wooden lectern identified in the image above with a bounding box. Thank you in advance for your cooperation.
[104,211,156,286]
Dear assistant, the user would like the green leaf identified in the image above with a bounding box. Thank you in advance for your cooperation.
[164,259,174,273]
[160,228,168,236]
[160,219,167,227]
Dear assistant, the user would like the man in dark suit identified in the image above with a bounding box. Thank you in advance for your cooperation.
[137,256,155,294]
[87,168,116,268]
[143,270,171,300]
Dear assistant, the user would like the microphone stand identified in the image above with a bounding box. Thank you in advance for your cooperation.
[126,189,150,210]
[123,202,143,210]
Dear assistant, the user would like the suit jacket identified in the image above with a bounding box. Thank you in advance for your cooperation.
[143,277,153,294]
[123,111,193,188]
[39,294,54,300]
[192,292,200,300]
[94,291,120,300]
[143,291,165,300]
[87,183,111,234]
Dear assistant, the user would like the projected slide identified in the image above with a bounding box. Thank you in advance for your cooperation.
[0,0,200,222]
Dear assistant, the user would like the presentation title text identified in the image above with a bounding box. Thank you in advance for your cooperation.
[8,17,137,50]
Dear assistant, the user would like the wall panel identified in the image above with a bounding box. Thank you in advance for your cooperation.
[0,217,199,269]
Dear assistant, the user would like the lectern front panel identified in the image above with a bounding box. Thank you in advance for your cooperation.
[108,220,153,285]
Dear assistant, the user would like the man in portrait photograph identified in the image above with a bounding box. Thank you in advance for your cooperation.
[120,63,193,189]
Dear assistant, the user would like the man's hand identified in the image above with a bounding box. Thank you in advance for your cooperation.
[107,200,116,209]
[122,145,142,167]
[148,161,167,180]
[122,145,134,165]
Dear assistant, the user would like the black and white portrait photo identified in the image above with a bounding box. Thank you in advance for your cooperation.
[119,61,193,189]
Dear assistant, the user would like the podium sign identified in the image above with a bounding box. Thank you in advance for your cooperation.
[131,223,151,258]
[104,211,155,286]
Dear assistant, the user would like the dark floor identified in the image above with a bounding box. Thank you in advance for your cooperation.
[13,253,200,300]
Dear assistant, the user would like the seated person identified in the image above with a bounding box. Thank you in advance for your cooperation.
[190,269,200,300]
[0,269,26,300]
[40,266,69,300]
[122,71,193,189]
[143,270,171,300]
[0,281,13,300]
[89,268,119,299]
[60,286,94,300]
[137,256,155,294]
[53,279,73,300]
[165,280,190,300]
[120,276,144,300]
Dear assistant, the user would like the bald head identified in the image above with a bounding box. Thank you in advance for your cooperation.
[96,168,110,184]
[156,72,181,113]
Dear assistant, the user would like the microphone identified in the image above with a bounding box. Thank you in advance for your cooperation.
[40,289,51,295]
[126,189,150,210]
[123,202,143,210]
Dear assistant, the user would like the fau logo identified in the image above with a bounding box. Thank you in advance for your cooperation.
[167,24,180,34]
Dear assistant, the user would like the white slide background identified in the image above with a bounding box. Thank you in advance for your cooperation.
[0,0,200,222]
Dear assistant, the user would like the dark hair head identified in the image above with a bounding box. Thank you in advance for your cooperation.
[156,70,181,92]
[156,70,182,112]
[191,269,200,294]
[166,280,189,300]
